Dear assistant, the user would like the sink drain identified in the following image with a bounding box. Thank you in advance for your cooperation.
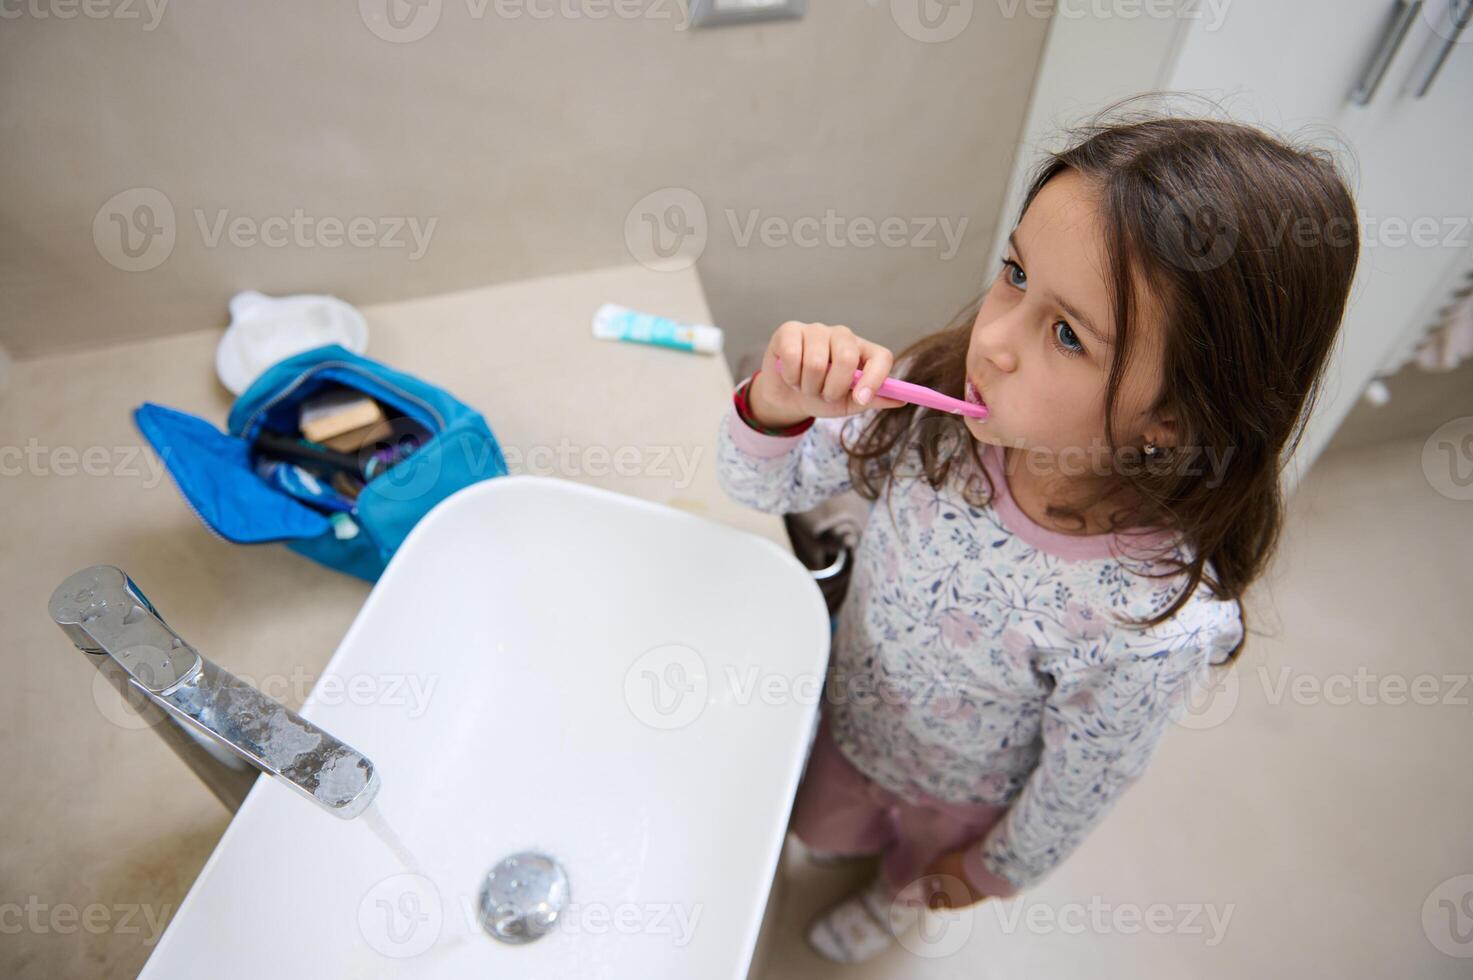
[477,852,569,945]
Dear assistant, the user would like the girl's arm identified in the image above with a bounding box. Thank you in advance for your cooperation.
[715,382,876,515]
[716,321,905,516]
[960,607,1244,895]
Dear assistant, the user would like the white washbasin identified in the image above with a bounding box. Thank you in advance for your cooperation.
[140,475,830,978]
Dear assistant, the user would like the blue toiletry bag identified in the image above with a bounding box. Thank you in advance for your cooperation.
[134,344,509,581]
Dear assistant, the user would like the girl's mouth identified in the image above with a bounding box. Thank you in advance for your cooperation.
[964,378,987,408]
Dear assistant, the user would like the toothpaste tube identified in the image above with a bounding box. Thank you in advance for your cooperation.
[592,303,723,355]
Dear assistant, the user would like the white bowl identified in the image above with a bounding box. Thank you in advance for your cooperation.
[216,292,369,395]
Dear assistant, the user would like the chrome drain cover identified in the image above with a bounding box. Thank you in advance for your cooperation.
[477,852,569,945]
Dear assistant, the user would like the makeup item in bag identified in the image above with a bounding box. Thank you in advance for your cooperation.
[299,387,386,443]
[253,429,366,481]
[330,470,365,501]
[361,426,428,480]
[322,417,396,452]
[254,458,358,513]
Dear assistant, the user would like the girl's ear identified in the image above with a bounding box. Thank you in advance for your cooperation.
[1148,410,1179,451]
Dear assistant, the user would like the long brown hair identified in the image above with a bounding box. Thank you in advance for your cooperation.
[841,95,1361,662]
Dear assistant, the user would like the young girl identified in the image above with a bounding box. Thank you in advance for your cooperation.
[715,104,1360,963]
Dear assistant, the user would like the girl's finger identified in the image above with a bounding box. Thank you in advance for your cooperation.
[771,323,803,387]
[851,342,894,407]
[822,335,860,403]
[799,323,830,398]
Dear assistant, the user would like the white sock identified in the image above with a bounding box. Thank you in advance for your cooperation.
[805,874,922,963]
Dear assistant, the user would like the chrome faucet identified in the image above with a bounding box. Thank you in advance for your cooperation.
[49,565,379,819]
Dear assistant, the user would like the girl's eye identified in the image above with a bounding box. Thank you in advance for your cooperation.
[998,258,1086,359]
[999,257,1026,289]
[1052,322,1085,358]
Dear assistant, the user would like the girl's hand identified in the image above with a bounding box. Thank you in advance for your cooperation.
[745,321,906,428]
[919,849,988,910]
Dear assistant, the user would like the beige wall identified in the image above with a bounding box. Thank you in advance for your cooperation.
[0,2,1048,370]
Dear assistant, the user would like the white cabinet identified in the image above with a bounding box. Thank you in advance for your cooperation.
[1169,0,1402,129]
[1171,0,1473,483]
[1001,0,1473,485]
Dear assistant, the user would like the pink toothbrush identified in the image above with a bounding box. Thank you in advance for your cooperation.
[772,357,989,420]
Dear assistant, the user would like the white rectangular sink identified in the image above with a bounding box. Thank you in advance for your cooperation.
[139,475,830,978]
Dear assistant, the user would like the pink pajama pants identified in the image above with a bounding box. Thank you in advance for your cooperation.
[787,713,1021,901]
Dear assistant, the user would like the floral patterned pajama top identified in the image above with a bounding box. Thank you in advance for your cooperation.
[715,385,1243,891]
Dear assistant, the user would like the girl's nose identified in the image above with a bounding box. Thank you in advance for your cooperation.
[973,310,1021,374]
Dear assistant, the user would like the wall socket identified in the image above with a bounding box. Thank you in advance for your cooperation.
[688,0,806,28]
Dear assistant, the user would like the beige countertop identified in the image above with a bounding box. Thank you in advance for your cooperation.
[0,263,786,980]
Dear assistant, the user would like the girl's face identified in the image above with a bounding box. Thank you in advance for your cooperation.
[962,170,1173,459]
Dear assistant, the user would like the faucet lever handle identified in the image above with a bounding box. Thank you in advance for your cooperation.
[49,565,202,693]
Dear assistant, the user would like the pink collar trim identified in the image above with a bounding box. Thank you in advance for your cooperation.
[980,442,1179,562]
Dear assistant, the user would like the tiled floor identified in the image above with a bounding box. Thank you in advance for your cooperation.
[751,433,1473,978]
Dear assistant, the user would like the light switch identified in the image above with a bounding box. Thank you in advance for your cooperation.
[689,0,806,28]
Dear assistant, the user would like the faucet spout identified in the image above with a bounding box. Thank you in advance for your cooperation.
[49,565,379,819]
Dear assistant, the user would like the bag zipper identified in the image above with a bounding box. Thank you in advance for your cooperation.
[238,360,446,440]
[155,454,315,545]
[179,487,231,543]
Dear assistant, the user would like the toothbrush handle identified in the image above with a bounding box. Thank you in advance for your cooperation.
[769,357,987,419]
